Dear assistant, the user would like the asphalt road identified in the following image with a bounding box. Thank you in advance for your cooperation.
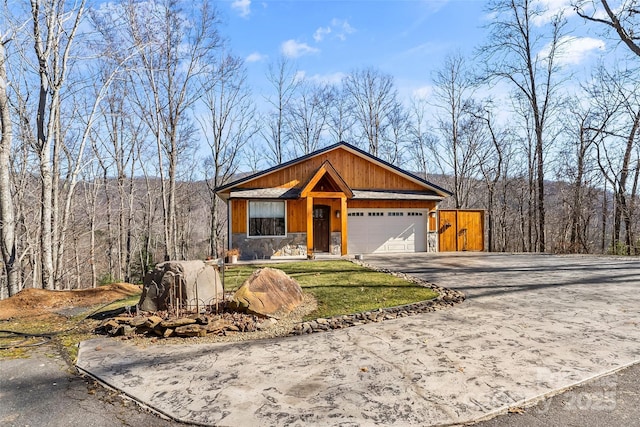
[472,361,640,427]
[0,346,181,427]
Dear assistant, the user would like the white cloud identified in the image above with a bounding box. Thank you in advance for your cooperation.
[412,85,433,100]
[231,0,251,18]
[246,52,266,63]
[539,36,605,66]
[331,18,356,41]
[484,0,575,27]
[280,39,319,58]
[314,26,331,42]
[531,0,574,26]
[306,71,346,85]
[294,70,307,83]
[314,19,355,43]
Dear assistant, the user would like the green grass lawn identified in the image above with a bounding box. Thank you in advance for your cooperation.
[223,260,438,319]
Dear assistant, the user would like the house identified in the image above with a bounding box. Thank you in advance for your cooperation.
[215,142,453,259]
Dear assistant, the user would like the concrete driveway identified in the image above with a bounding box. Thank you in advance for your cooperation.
[76,253,640,426]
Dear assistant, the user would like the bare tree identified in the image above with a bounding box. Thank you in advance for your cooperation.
[554,98,603,253]
[480,0,568,252]
[343,67,398,156]
[469,101,507,252]
[79,158,101,288]
[262,56,300,165]
[327,84,356,144]
[0,36,18,296]
[586,65,640,254]
[242,138,267,173]
[122,0,222,261]
[27,0,87,289]
[286,81,333,156]
[198,53,257,257]
[575,0,640,57]
[431,53,481,209]
[381,101,408,166]
[407,96,437,177]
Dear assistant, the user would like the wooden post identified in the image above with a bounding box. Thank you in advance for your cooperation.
[341,196,348,255]
[306,197,314,258]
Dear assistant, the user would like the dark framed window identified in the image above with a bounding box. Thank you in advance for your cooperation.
[248,201,286,237]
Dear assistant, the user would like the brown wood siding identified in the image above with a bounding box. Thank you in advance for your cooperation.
[438,210,484,252]
[236,147,427,191]
[231,200,246,233]
[347,200,436,209]
[429,211,437,231]
[287,199,307,233]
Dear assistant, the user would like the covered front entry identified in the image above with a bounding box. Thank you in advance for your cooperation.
[347,209,428,254]
[312,205,330,252]
[302,161,352,257]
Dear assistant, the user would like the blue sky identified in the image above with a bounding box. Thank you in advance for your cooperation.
[220,0,610,102]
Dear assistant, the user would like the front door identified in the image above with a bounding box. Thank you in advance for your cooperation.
[313,205,330,252]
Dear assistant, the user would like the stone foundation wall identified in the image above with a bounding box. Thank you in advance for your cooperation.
[232,233,307,260]
[428,232,437,252]
[330,232,342,255]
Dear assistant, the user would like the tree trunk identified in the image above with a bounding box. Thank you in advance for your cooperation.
[0,41,18,296]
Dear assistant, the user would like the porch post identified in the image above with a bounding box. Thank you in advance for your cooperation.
[341,196,348,255]
[306,197,314,258]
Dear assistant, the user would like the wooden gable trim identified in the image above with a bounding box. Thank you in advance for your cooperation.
[300,160,353,198]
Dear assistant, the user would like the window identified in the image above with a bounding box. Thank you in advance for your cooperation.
[388,212,404,217]
[248,201,285,237]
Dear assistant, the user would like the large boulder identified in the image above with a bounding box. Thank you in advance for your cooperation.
[231,268,303,317]
[139,260,223,312]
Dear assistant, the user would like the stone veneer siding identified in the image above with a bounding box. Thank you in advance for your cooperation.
[232,232,343,259]
[330,232,342,255]
[232,232,307,260]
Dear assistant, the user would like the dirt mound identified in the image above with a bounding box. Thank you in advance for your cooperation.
[0,283,141,320]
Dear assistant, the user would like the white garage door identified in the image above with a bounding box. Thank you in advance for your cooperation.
[347,209,427,254]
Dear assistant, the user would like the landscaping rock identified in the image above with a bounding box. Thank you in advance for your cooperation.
[193,315,209,325]
[174,324,207,337]
[143,315,163,329]
[160,317,197,328]
[230,268,304,316]
[138,260,223,312]
[256,318,278,330]
[128,316,148,327]
[206,319,231,333]
[94,311,260,339]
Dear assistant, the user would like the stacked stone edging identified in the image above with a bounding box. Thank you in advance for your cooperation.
[95,311,262,338]
[290,260,465,336]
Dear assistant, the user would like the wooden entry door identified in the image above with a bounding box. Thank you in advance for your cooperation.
[313,205,330,252]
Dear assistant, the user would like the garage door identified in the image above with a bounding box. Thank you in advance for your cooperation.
[347,209,427,254]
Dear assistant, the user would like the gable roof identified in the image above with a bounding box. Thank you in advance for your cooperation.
[216,141,452,198]
[299,160,354,198]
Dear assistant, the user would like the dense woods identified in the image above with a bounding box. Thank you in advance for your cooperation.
[1,0,640,298]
